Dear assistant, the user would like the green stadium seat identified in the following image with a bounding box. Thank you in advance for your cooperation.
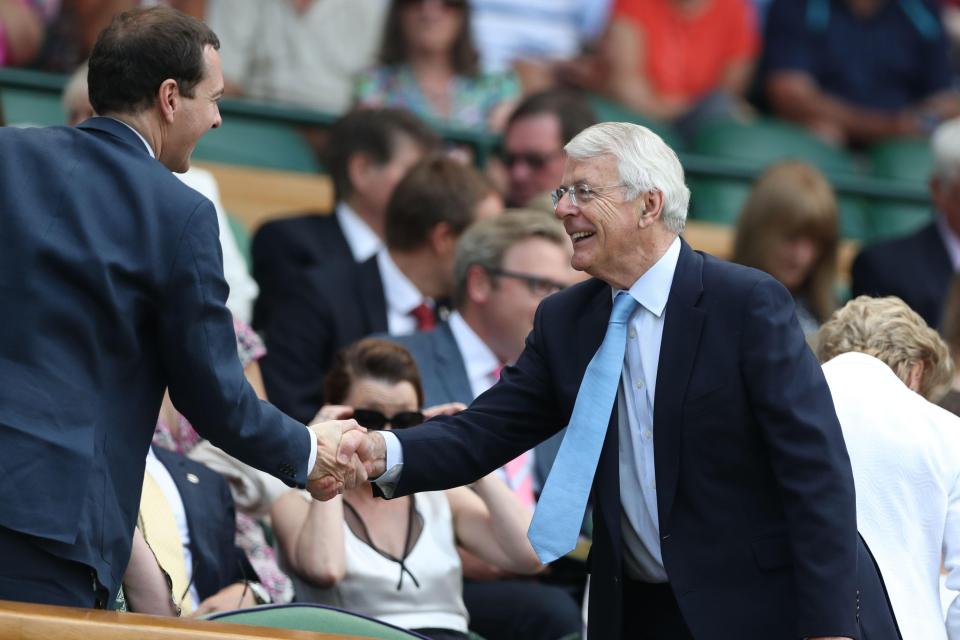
[206,603,427,639]
[194,115,320,173]
[586,93,684,150]
[866,138,933,240]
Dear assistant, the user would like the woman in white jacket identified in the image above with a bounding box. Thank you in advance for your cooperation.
[816,295,960,640]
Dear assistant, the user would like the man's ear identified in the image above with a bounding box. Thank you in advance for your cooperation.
[157,79,179,124]
[638,190,665,227]
[347,152,375,195]
[466,263,493,304]
[428,221,457,256]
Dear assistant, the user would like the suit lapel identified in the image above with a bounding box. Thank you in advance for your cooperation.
[653,240,705,526]
[433,323,473,403]
[357,256,388,334]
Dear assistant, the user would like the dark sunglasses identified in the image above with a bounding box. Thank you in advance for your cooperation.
[500,150,563,170]
[353,408,425,430]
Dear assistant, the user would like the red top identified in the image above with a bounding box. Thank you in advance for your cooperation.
[613,0,760,102]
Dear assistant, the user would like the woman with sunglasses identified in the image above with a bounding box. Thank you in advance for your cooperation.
[354,0,519,132]
[272,338,542,640]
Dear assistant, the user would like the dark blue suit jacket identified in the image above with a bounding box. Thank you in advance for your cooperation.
[261,255,387,423]
[851,220,952,329]
[0,118,309,597]
[250,213,352,330]
[151,447,253,602]
[390,241,898,639]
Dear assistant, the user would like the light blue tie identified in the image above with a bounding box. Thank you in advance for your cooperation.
[528,291,640,563]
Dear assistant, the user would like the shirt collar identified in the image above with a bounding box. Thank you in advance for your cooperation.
[448,311,501,381]
[613,236,681,317]
[336,201,383,263]
[105,117,155,158]
[936,215,960,272]
[376,248,429,316]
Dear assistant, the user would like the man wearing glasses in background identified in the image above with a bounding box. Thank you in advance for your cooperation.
[499,89,596,208]
[385,209,582,640]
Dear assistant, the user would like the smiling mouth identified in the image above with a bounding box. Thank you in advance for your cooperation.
[571,231,595,243]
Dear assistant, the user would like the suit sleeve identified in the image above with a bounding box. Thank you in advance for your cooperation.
[390,300,565,496]
[260,275,336,424]
[159,201,311,488]
[740,277,858,637]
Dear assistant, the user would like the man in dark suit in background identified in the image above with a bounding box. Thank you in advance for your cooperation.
[0,7,358,609]
[332,122,901,639]
[852,117,960,328]
[250,108,439,330]
[261,156,502,423]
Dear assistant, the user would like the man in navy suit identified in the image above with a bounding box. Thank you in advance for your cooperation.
[0,7,359,609]
[329,123,901,639]
[851,117,960,328]
[250,108,439,330]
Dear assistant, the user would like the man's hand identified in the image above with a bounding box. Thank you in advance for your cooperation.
[307,419,368,500]
[337,430,388,480]
[192,582,257,616]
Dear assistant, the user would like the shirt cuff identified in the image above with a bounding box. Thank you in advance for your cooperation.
[372,430,404,498]
[305,426,317,483]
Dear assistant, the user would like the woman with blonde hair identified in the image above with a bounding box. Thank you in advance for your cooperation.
[816,296,960,640]
[733,160,839,334]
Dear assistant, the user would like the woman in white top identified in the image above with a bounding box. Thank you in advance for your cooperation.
[272,338,542,640]
[816,295,960,640]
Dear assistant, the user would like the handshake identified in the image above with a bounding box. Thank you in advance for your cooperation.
[305,419,385,501]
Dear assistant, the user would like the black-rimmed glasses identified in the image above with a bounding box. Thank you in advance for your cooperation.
[486,268,566,297]
[352,409,425,430]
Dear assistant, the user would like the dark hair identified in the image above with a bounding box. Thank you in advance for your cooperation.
[506,89,597,146]
[385,155,493,251]
[379,0,479,77]
[326,108,440,200]
[324,338,425,407]
[88,6,219,115]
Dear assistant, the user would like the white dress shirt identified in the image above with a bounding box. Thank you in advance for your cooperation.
[447,311,501,399]
[110,117,317,474]
[617,236,680,583]
[823,352,960,640]
[144,448,200,610]
[336,202,383,263]
[376,249,432,335]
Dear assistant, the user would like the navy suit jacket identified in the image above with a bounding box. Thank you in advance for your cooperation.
[250,213,352,330]
[0,118,309,596]
[261,255,387,423]
[151,447,253,602]
[390,241,898,639]
[851,220,952,328]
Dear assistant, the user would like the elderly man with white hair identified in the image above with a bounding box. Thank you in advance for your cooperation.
[322,122,901,639]
[852,117,960,328]
[817,295,960,640]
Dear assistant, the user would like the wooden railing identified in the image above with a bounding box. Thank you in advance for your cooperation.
[0,600,365,640]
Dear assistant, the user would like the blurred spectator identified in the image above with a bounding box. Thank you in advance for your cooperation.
[763,0,960,146]
[816,296,959,640]
[573,0,758,137]
[0,0,53,67]
[251,108,439,330]
[940,275,960,415]
[498,89,596,207]
[732,160,839,334]
[62,61,259,324]
[354,0,520,132]
[852,116,960,327]
[386,211,582,640]
[260,156,502,423]
[272,338,541,640]
[468,0,612,93]
[206,0,388,113]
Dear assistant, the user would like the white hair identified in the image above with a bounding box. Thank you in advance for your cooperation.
[564,122,690,233]
[932,116,960,185]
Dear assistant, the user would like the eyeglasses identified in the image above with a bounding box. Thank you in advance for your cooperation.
[352,408,425,430]
[486,268,566,297]
[500,149,563,171]
[551,183,626,209]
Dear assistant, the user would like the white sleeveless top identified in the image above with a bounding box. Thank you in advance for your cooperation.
[290,491,469,633]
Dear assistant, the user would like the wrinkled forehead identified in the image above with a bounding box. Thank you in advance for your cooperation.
[560,153,619,186]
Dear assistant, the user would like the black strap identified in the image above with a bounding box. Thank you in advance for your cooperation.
[343,498,421,591]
